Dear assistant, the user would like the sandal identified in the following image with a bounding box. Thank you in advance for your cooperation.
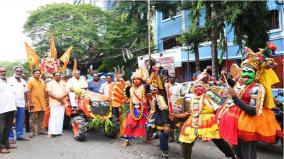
[122,140,130,147]
[6,145,17,149]
[0,148,10,154]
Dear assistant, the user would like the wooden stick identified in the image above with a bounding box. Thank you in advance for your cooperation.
[222,72,230,88]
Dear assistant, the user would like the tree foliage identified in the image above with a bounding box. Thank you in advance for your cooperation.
[0,61,30,77]
[23,3,108,62]
[179,1,270,78]
[97,14,138,78]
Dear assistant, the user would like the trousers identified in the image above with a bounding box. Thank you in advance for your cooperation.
[0,111,14,149]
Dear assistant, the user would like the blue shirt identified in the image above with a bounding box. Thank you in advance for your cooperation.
[88,80,102,93]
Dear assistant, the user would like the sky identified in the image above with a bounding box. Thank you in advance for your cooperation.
[0,0,72,62]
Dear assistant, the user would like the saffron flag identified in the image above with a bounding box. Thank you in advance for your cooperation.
[50,32,57,58]
[59,46,72,73]
[59,46,72,64]
[24,42,40,69]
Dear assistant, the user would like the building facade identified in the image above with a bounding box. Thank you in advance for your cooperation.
[150,0,283,87]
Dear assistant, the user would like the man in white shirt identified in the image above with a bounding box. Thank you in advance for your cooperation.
[0,66,17,154]
[8,66,29,142]
[66,70,88,107]
[99,75,112,97]
[166,73,185,106]
[165,73,185,142]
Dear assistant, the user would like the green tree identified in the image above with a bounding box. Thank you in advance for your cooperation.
[23,3,108,63]
[179,1,270,78]
[0,61,30,77]
[98,14,138,78]
[223,2,270,52]
[178,1,204,73]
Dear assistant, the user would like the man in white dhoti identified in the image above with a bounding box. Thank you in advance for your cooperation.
[46,72,68,138]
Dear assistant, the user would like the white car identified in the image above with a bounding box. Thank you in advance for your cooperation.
[181,81,195,98]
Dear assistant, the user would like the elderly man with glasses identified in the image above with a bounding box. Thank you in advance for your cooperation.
[8,66,30,142]
[66,70,88,107]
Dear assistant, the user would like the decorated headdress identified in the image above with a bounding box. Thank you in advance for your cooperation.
[113,65,125,80]
[150,83,158,89]
[131,67,148,81]
[241,47,277,72]
[131,68,144,80]
[242,46,279,109]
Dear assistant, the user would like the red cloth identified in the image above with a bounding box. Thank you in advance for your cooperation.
[43,106,50,129]
[123,114,147,137]
[217,105,241,145]
[217,82,256,145]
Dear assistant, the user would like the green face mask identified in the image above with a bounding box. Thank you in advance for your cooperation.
[241,67,256,85]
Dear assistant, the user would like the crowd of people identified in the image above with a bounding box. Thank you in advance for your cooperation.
[0,47,282,159]
[0,66,112,154]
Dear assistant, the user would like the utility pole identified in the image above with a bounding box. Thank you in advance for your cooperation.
[147,0,151,58]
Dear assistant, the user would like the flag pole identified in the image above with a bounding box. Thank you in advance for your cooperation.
[147,0,151,58]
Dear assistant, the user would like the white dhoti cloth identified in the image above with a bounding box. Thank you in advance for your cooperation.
[69,92,78,107]
[48,104,65,135]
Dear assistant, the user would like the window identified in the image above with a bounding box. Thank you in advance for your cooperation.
[163,36,181,50]
[162,8,182,20]
[269,10,279,30]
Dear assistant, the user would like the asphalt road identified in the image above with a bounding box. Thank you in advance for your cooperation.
[1,129,283,159]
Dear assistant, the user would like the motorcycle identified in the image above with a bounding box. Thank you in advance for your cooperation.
[272,89,283,146]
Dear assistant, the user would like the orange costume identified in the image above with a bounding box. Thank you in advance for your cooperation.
[218,47,282,159]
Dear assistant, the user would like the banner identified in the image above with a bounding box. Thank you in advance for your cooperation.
[50,32,57,58]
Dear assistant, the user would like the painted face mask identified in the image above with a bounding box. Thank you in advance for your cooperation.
[194,84,206,96]
[241,67,256,85]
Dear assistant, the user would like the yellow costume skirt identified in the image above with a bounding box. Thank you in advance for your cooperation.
[238,108,283,143]
[179,114,220,143]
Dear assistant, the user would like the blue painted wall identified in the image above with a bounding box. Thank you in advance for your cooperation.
[154,0,284,62]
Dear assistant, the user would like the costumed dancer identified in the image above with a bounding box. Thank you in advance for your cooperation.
[122,68,149,147]
[144,58,169,141]
[148,83,171,159]
[218,47,283,159]
[175,79,236,159]
[111,65,127,136]
[111,66,126,119]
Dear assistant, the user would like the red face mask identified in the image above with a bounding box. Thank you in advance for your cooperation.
[194,85,206,96]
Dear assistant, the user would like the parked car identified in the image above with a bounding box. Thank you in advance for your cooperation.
[181,81,194,98]
[272,88,283,146]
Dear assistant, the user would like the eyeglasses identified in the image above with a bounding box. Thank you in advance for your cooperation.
[0,70,6,73]
[15,70,22,73]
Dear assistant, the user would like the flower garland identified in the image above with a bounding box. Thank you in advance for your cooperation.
[190,95,204,128]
